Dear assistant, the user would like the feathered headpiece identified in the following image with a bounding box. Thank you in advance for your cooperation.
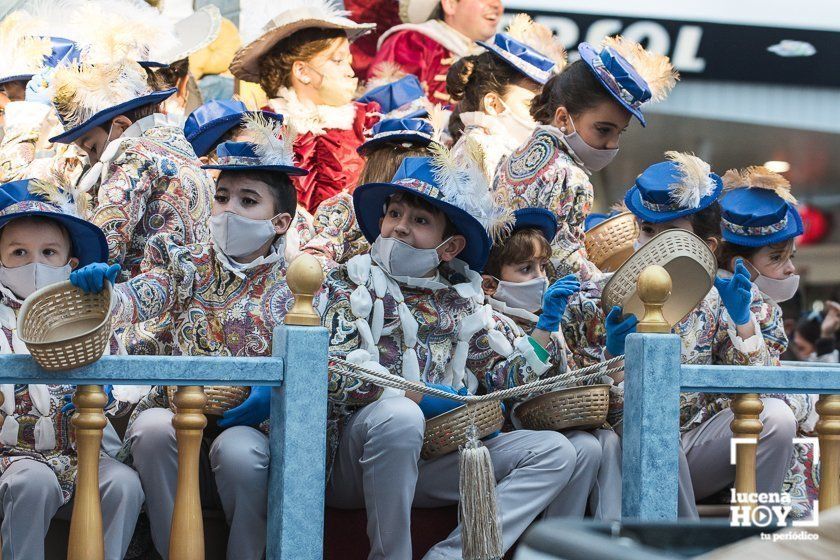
[241,112,298,168]
[428,139,513,241]
[722,166,797,204]
[0,9,52,81]
[28,176,83,217]
[665,151,717,209]
[601,35,678,103]
[365,62,408,91]
[425,104,450,144]
[505,14,567,72]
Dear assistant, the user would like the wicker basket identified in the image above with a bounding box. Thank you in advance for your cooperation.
[166,385,250,416]
[584,212,639,272]
[516,385,610,432]
[421,400,504,460]
[602,229,716,326]
[17,280,112,372]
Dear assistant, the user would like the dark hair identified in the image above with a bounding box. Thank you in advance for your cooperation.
[258,28,345,96]
[717,238,794,273]
[0,216,73,256]
[687,202,722,246]
[218,169,298,216]
[530,59,616,124]
[795,315,822,345]
[387,191,458,239]
[146,58,190,90]
[446,52,538,142]
[358,143,430,185]
[483,228,551,279]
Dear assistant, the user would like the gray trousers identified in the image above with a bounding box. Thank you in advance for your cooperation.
[0,456,143,560]
[543,430,601,518]
[326,396,581,560]
[125,408,269,560]
[588,428,622,521]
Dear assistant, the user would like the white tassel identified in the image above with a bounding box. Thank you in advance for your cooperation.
[350,284,373,320]
[398,303,418,348]
[486,329,513,357]
[371,299,385,344]
[401,348,421,382]
[34,415,56,451]
[111,385,152,404]
[459,425,502,560]
[0,383,17,446]
[347,254,372,286]
[467,370,479,394]
[449,341,469,390]
[354,318,379,362]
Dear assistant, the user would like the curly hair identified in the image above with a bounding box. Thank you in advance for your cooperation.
[258,28,345,96]
[146,58,190,90]
[445,51,538,143]
[530,59,615,125]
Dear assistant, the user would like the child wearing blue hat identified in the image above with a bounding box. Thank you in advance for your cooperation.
[717,166,816,519]
[0,179,143,560]
[449,15,566,177]
[321,145,591,559]
[304,115,438,265]
[69,115,307,560]
[494,36,678,281]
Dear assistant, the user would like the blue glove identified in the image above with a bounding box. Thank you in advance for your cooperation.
[417,384,467,419]
[605,306,638,357]
[714,259,753,326]
[218,386,271,428]
[536,274,581,332]
[62,385,114,414]
[70,263,121,293]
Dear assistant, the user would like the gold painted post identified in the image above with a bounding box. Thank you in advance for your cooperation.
[730,394,763,506]
[636,265,672,334]
[169,386,208,560]
[817,395,840,511]
[285,253,325,326]
[68,385,108,560]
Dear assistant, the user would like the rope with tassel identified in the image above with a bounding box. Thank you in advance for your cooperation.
[329,355,624,560]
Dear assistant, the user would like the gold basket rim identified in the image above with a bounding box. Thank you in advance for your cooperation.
[517,384,612,411]
[16,280,113,346]
[585,211,637,240]
[425,400,503,425]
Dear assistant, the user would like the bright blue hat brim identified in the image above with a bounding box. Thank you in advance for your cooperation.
[187,110,281,157]
[0,211,108,266]
[0,74,34,86]
[721,205,803,248]
[512,208,557,241]
[477,41,551,85]
[50,88,177,144]
[624,175,723,224]
[353,182,491,272]
[202,163,308,177]
[357,132,434,155]
[578,43,646,127]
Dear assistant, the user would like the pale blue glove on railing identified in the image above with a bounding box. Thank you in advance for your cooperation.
[606,306,638,357]
[218,386,271,428]
[536,274,580,332]
[714,259,753,326]
[70,263,121,293]
[417,384,467,419]
[62,385,114,414]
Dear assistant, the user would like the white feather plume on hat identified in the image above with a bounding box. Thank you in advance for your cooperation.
[601,35,678,103]
[505,14,567,72]
[241,112,299,168]
[722,166,797,204]
[0,9,52,80]
[666,151,717,210]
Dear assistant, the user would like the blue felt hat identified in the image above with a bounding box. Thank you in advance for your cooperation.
[720,188,803,247]
[357,118,436,154]
[357,75,429,118]
[202,141,308,176]
[477,33,558,85]
[512,208,557,241]
[0,36,78,85]
[584,211,621,232]
[50,88,177,144]
[184,99,283,157]
[0,180,108,266]
[625,159,723,223]
[578,42,653,126]
[353,157,492,271]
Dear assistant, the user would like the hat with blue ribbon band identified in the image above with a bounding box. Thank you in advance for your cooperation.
[0,36,77,85]
[625,152,723,223]
[202,141,308,176]
[578,36,678,126]
[357,75,429,118]
[719,167,803,247]
[357,117,436,154]
[511,207,557,241]
[185,99,283,157]
[477,33,558,85]
[0,179,108,266]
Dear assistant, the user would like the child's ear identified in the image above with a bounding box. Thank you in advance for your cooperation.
[68,257,79,270]
[272,213,293,236]
[481,274,498,297]
[438,235,466,262]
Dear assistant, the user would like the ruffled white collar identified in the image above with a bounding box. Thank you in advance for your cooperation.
[267,88,356,136]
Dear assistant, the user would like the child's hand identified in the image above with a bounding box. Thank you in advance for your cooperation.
[714,259,753,326]
[218,386,271,428]
[70,263,121,293]
[417,383,466,419]
[62,385,114,414]
[605,306,638,357]
[536,274,580,333]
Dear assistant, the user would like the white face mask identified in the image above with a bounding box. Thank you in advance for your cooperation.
[370,235,450,278]
[210,212,279,259]
[754,273,800,303]
[493,276,547,313]
[559,115,619,172]
[0,262,73,299]
[497,98,537,146]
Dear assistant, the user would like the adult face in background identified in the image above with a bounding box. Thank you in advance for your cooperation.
[441,0,503,42]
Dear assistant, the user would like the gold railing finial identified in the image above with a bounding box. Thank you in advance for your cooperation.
[636,265,672,333]
[285,253,324,326]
